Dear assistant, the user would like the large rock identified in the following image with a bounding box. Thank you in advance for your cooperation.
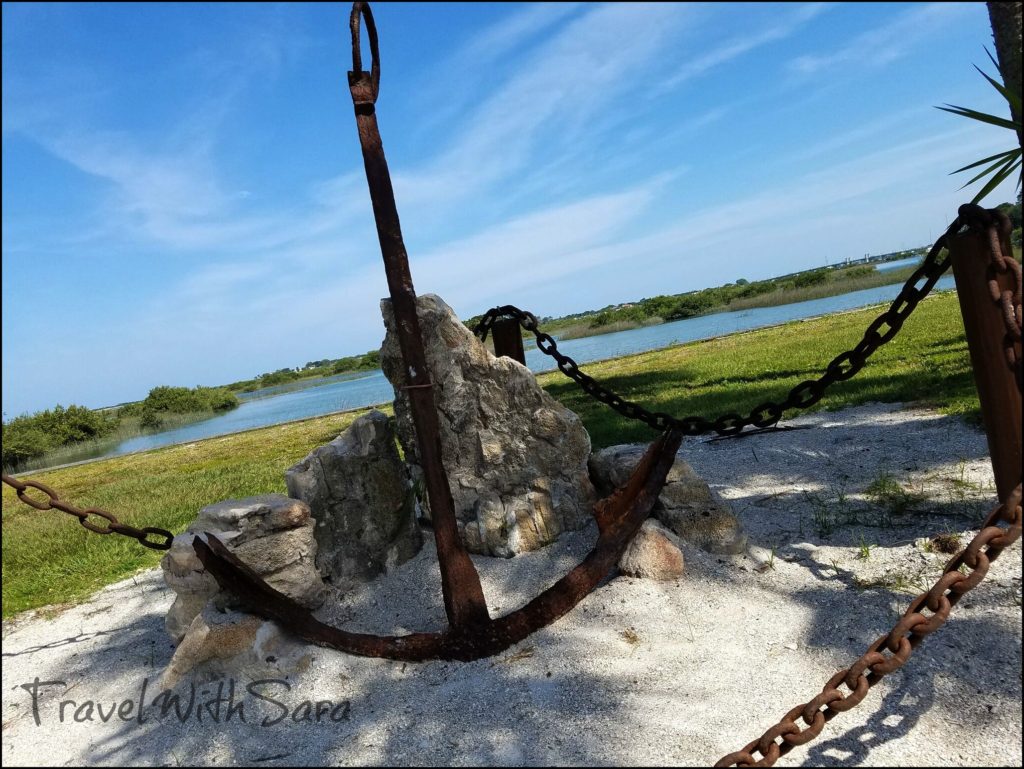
[590,444,747,555]
[286,409,421,586]
[161,494,324,642]
[160,606,312,690]
[619,519,686,580]
[380,294,597,557]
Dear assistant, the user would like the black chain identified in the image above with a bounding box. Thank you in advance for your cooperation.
[475,219,960,437]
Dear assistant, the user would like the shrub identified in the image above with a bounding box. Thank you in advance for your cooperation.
[1,404,117,468]
[665,294,714,320]
[259,369,301,387]
[116,401,144,417]
[140,385,239,414]
[139,408,163,431]
[790,269,829,289]
[1,424,55,467]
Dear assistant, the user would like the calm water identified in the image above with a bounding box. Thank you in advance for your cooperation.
[101,276,956,460]
[874,256,921,272]
[112,371,391,456]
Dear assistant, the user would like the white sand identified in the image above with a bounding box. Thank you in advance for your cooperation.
[2,403,1021,767]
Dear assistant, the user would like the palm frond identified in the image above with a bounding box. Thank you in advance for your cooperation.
[936,104,1018,131]
[938,50,1021,205]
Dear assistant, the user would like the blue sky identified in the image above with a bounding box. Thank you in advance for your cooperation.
[2,2,1018,417]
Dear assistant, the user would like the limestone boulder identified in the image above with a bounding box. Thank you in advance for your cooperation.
[160,606,312,690]
[590,444,747,555]
[160,494,324,642]
[618,519,686,580]
[286,409,421,586]
[380,294,597,557]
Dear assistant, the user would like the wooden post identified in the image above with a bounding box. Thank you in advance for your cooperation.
[949,228,1022,503]
[492,316,527,365]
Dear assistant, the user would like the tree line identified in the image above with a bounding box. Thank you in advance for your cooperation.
[2,385,239,469]
[223,350,381,392]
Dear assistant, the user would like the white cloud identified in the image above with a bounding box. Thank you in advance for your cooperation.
[789,3,976,77]
[393,3,692,212]
[448,3,584,67]
[660,3,830,91]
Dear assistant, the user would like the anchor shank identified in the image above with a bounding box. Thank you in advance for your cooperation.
[347,2,488,629]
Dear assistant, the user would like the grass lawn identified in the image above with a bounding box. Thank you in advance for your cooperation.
[2,411,369,617]
[538,290,977,448]
[2,291,977,618]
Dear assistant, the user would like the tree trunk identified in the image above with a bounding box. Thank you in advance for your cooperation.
[986,2,1023,152]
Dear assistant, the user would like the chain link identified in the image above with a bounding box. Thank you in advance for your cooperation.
[1,473,173,550]
[716,482,1022,767]
[957,204,1023,385]
[475,219,960,437]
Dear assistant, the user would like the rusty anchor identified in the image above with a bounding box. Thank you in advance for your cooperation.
[193,0,681,662]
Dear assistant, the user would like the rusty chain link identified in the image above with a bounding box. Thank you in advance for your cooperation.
[1,473,173,550]
[716,482,1022,767]
[957,203,1023,385]
[475,218,962,437]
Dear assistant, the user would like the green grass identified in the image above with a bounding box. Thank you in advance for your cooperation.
[537,291,977,448]
[722,265,918,311]
[865,471,925,521]
[2,410,368,617]
[2,291,977,618]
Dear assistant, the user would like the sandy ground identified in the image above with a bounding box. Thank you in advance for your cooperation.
[2,403,1021,767]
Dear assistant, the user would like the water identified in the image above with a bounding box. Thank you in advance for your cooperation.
[235,370,375,401]
[98,276,956,460]
[874,256,921,272]
[521,274,954,370]
[111,371,392,457]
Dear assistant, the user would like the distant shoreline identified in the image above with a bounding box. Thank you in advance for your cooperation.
[8,288,958,476]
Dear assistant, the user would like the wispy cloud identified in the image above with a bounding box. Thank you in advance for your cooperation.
[394,3,692,215]
[660,3,829,91]
[781,106,925,164]
[578,125,1010,284]
[789,3,976,77]
[3,12,325,255]
[407,3,584,135]
[447,2,584,68]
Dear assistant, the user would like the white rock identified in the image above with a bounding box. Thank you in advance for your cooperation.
[381,294,597,557]
[159,605,312,690]
[618,519,686,580]
[590,444,747,554]
[160,494,324,643]
[286,410,421,586]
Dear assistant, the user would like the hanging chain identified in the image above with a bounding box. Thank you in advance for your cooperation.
[716,482,1022,767]
[1,473,173,550]
[475,218,961,437]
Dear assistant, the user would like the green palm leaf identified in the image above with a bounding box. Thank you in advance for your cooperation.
[938,48,1022,205]
[950,149,1018,175]
[969,155,1021,205]
[936,104,1018,131]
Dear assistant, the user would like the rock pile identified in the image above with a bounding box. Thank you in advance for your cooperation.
[381,294,597,557]
[161,494,324,643]
[159,292,748,686]
[590,444,747,555]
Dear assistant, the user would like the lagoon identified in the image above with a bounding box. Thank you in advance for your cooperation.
[874,256,922,272]
[101,275,955,459]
